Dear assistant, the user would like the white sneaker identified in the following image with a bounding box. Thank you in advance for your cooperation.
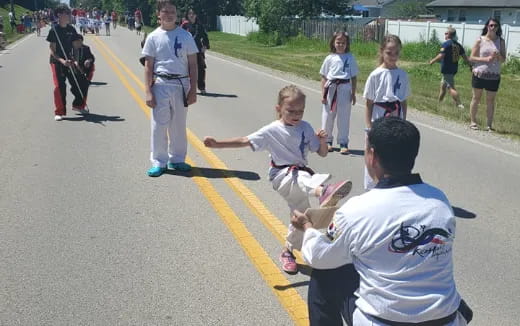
[54,115,63,121]
[457,104,465,109]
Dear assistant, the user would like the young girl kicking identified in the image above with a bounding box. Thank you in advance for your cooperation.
[363,34,410,190]
[320,31,359,154]
[204,85,352,274]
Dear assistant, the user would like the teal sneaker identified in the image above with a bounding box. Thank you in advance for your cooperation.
[168,162,192,172]
[147,166,166,177]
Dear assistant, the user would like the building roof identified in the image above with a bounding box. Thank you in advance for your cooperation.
[427,0,520,7]
[351,0,395,8]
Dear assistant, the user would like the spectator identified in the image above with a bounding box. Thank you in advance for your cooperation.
[293,117,473,326]
[429,26,470,109]
[9,11,16,32]
[469,18,506,132]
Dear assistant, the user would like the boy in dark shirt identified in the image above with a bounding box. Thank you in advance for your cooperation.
[46,4,81,121]
[70,33,95,113]
[429,27,470,109]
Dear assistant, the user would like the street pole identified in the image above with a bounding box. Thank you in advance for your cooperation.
[10,0,15,18]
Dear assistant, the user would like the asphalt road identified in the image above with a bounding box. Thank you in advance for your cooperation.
[1,26,519,325]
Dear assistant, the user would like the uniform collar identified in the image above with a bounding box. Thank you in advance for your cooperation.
[375,173,423,189]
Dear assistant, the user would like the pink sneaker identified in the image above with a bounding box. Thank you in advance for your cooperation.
[319,180,352,207]
[279,251,298,274]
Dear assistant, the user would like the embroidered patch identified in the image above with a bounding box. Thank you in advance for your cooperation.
[326,221,343,241]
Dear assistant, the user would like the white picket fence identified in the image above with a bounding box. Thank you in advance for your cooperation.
[387,20,520,56]
[216,16,259,36]
[216,16,520,56]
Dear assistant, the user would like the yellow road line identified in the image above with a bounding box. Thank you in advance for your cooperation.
[92,36,302,261]
[90,37,309,325]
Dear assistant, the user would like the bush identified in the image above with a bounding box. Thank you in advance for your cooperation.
[503,56,520,75]
[247,31,285,46]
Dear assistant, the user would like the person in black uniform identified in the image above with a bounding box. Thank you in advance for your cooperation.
[69,34,95,113]
[46,4,82,121]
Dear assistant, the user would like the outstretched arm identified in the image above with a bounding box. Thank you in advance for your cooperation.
[204,136,251,149]
[429,53,444,65]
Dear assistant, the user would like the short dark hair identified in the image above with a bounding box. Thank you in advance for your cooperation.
[367,117,420,175]
[157,0,176,12]
[55,4,71,15]
[72,33,84,41]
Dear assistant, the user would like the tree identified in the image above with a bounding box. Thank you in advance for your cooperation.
[321,0,352,16]
[390,0,431,18]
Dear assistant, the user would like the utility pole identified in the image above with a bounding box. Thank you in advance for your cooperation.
[10,0,15,18]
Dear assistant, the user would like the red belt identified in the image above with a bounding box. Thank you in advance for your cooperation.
[323,79,350,112]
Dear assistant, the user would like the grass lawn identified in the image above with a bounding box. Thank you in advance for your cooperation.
[0,5,32,45]
[208,31,520,138]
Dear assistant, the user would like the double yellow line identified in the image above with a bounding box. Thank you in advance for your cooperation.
[89,35,309,324]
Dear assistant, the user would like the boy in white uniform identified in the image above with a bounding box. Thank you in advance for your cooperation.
[293,117,472,326]
[142,0,198,177]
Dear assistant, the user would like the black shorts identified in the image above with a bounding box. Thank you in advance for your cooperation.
[472,75,500,92]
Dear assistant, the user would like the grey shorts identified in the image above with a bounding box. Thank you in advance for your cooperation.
[441,74,455,88]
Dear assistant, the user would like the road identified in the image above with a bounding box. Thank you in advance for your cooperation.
[1,26,519,325]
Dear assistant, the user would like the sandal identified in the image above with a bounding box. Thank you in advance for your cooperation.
[469,123,479,130]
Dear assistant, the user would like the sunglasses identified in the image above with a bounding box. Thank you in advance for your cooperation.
[488,24,497,27]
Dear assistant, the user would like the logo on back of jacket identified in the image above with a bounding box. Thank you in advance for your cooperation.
[389,222,453,259]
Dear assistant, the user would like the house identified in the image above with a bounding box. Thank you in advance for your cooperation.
[351,0,392,17]
[426,0,520,25]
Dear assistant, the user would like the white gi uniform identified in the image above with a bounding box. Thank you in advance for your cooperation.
[301,175,468,326]
[320,52,359,146]
[363,67,410,189]
[248,120,330,252]
[142,27,198,168]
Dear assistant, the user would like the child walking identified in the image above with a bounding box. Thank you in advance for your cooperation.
[142,0,198,177]
[363,34,410,190]
[320,31,359,155]
[204,85,352,274]
[70,34,95,113]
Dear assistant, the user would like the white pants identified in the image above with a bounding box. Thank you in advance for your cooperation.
[353,308,468,326]
[322,82,352,146]
[271,168,330,252]
[150,80,190,167]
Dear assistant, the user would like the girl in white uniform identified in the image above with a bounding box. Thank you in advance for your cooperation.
[320,31,359,155]
[363,34,410,190]
[203,85,352,274]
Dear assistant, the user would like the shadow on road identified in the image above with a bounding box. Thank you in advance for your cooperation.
[452,206,477,219]
[273,280,310,291]
[347,149,365,156]
[62,113,125,125]
[329,148,365,156]
[198,92,238,98]
[90,81,108,86]
[166,167,260,180]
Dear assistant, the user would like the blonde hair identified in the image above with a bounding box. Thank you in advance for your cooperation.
[378,34,402,65]
[276,85,306,118]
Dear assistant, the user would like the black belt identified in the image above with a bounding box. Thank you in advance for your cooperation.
[270,161,315,176]
[370,299,473,326]
[154,73,189,107]
[155,73,188,80]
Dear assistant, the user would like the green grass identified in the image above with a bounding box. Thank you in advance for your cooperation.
[208,31,520,138]
[0,4,32,45]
